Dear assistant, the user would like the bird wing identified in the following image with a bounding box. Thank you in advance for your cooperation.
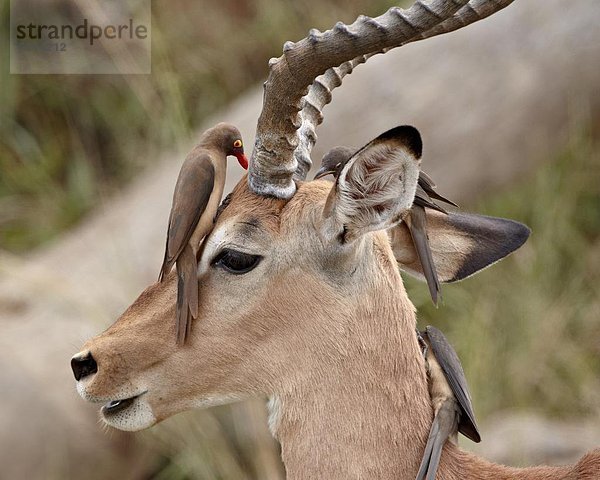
[407,206,441,305]
[159,153,215,281]
[418,171,458,207]
[425,326,481,443]
[413,183,448,214]
[418,170,437,189]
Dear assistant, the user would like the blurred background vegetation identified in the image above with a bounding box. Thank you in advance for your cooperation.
[1,0,598,478]
[0,0,394,251]
[407,126,600,420]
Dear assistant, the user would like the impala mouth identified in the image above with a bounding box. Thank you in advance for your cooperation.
[101,392,145,417]
[76,381,155,431]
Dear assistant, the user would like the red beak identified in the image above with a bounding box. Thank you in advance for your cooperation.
[236,153,249,170]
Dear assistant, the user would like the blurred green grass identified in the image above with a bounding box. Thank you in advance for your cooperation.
[0,0,395,252]
[408,126,600,420]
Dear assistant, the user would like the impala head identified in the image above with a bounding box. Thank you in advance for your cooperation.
[72,0,524,432]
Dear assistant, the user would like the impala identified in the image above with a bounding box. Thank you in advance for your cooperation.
[72,1,600,478]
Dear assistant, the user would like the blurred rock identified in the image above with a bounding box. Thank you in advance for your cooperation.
[0,0,599,477]
[470,412,600,467]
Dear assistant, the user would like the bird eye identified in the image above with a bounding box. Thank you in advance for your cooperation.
[233,139,243,148]
[212,249,261,274]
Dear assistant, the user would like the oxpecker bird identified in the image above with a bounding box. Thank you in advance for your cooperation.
[314,140,457,305]
[416,326,480,480]
[159,122,248,344]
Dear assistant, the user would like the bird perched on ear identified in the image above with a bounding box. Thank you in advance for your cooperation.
[159,122,249,344]
[314,142,457,305]
[416,326,480,480]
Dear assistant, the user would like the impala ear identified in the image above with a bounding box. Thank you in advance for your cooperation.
[389,209,530,283]
[322,126,422,244]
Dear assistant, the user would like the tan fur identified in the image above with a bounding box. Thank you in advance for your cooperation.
[74,179,599,479]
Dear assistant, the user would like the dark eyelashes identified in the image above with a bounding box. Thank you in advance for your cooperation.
[212,249,262,274]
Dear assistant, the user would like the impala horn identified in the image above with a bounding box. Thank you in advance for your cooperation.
[248,0,515,199]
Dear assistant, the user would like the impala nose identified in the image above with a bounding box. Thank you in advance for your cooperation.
[71,351,98,381]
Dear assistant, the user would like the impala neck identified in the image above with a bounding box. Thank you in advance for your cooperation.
[270,267,432,479]
[266,249,578,480]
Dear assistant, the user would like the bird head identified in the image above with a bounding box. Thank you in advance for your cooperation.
[216,123,248,170]
[313,146,354,180]
[229,138,248,170]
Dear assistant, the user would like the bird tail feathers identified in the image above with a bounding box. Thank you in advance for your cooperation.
[175,244,198,344]
[415,401,460,480]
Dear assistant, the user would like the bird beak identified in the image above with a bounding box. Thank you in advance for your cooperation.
[235,153,249,170]
[313,166,335,180]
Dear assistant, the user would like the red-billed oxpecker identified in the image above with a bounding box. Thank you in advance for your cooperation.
[416,326,480,480]
[159,123,248,344]
[314,138,457,305]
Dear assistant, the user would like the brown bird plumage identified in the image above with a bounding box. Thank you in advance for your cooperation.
[416,326,480,480]
[314,136,457,305]
[159,122,248,344]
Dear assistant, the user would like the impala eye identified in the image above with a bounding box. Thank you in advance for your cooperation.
[212,249,261,274]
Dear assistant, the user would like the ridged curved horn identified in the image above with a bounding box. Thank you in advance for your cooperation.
[294,0,516,180]
[248,0,474,198]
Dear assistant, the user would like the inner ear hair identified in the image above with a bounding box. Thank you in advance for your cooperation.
[324,127,422,244]
[338,144,419,242]
[390,209,531,283]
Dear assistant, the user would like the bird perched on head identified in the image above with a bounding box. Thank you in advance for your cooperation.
[159,122,248,344]
[314,140,457,305]
[416,325,480,480]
